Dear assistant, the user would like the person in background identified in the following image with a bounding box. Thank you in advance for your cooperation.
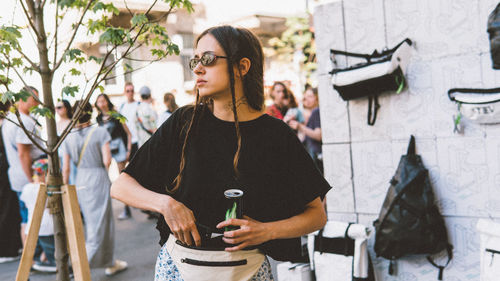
[95,93,133,176]
[0,101,23,264]
[266,81,291,120]
[55,99,76,184]
[63,100,128,276]
[283,91,305,125]
[117,82,139,220]
[157,92,179,127]
[55,99,73,135]
[302,85,318,125]
[20,158,56,273]
[288,87,323,174]
[1,86,45,244]
[135,86,157,148]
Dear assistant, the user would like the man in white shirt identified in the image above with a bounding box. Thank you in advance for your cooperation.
[135,86,157,148]
[1,86,45,239]
[117,82,139,220]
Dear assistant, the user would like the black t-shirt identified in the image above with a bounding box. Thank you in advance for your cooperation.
[124,105,332,261]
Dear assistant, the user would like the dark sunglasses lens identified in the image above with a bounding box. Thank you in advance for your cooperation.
[201,53,216,66]
[56,106,63,109]
[189,58,198,70]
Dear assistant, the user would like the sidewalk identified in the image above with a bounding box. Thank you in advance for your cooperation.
[0,200,159,281]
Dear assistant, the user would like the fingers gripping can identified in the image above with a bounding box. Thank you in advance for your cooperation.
[224,189,243,231]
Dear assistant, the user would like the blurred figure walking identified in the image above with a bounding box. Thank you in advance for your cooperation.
[157,92,179,127]
[62,101,128,275]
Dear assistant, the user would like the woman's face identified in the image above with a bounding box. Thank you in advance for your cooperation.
[303,89,318,109]
[55,102,67,118]
[192,34,230,99]
[96,96,109,112]
[272,84,286,106]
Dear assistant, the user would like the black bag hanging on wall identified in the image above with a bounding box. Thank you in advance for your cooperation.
[488,3,500,69]
[330,38,412,125]
[373,135,453,280]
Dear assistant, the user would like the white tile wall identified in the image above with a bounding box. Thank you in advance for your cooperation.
[322,144,355,212]
[315,0,499,279]
[351,140,394,214]
[317,74,350,144]
[435,137,492,217]
[385,0,482,61]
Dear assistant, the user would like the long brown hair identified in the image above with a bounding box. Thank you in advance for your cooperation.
[170,26,264,193]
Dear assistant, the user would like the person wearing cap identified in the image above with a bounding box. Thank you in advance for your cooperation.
[135,86,157,148]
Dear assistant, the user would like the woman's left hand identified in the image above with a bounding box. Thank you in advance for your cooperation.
[216,216,273,252]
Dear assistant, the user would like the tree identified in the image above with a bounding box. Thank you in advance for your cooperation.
[267,16,317,87]
[0,1,193,280]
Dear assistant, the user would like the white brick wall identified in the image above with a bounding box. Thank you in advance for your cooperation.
[314,0,500,279]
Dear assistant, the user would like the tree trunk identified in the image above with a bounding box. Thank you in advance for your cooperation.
[33,2,71,280]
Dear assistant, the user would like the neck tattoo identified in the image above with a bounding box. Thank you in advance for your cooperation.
[226,97,248,111]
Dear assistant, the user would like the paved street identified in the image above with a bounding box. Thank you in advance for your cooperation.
[0,200,160,281]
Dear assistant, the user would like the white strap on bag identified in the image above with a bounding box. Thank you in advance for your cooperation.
[165,235,265,281]
[77,125,98,168]
[477,219,500,281]
[308,221,372,281]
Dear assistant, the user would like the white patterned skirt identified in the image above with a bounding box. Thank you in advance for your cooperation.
[154,242,274,281]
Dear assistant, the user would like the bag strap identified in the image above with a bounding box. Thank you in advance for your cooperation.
[77,126,98,168]
[426,244,453,280]
[330,38,412,63]
[407,135,416,155]
[136,103,154,136]
[367,95,380,126]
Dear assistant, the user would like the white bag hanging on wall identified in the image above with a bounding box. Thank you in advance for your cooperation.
[477,219,500,281]
[448,88,500,125]
[307,221,374,281]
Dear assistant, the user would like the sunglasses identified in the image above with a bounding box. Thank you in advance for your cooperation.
[126,89,134,93]
[55,106,63,109]
[189,52,227,70]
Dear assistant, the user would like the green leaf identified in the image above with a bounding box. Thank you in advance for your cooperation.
[0,74,12,85]
[30,106,54,119]
[15,89,32,102]
[64,48,83,62]
[89,55,104,64]
[109,111,127,123]
[99,27,125,45]
[131,14,148,27]
[97,85,105,93]
[62,85,79,97]
[0,90,14,104]
[69,68,81,76]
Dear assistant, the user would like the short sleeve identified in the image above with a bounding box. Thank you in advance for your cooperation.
[16,117,37,145]
[99,127,111,147]
[123,107,188,194]
[285,129,331,206]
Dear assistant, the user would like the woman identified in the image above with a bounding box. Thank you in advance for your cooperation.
[55,99,73,135]
[62,101,127,275]
[0,101,23,263]
[288,88,323,174]
[111,26,330,281]
[157,92,179,127]
[95,93,132,172]
[283,91,305,124]
[301,86,319,125]
[266,81,291,120]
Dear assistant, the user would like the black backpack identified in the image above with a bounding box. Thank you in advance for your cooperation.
[488,3,500,69]
[373,135,453,280]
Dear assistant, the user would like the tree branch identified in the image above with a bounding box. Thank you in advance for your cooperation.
[20,0,42,40]
[7,108,49,153]
[123,0,134,17]
[2,54,44,105]
[52,0,95,72]
[53,0,59,67]
[15,47,40,72]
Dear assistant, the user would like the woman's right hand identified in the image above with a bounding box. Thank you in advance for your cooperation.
[161,195,201,247]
